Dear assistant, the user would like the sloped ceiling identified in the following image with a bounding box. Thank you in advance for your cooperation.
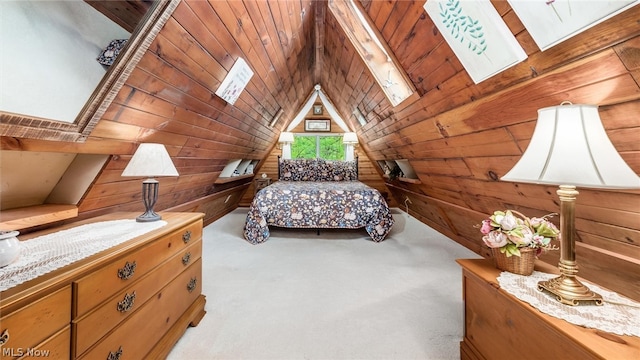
[84,0,153,33]
[97,0,640,302]
[286,85,350,132]
[2,0,639,301]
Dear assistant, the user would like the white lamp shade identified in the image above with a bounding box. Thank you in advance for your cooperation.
[121,143,179,177]
[502,104,639,189]
[343,132,359,144]
[278,132,294,144]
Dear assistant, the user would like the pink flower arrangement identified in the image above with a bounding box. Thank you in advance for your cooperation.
[480,210,560,257]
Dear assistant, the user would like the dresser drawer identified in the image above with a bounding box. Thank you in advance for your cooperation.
[74,221,201,317]
[78,259,202,360]
[15,326,71,360]
[0,286,70,355]
[73,238,202,357]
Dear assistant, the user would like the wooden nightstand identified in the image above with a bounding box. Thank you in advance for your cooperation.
[254,178,272,195]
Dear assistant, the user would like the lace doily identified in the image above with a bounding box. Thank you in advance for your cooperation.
[0,219,167,291]
[498,271,640,337]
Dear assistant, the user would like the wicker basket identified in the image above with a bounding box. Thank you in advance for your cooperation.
[491,247,536,275]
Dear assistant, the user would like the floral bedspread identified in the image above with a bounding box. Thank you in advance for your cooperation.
[243,181,394,244]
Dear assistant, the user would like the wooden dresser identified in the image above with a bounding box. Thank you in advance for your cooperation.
[0,212,206,359]
[458,259,640,360]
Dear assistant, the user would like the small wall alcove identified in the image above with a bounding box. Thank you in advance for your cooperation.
[0,151,109,230]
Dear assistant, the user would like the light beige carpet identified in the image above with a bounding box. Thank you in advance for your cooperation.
[167,208,481,360]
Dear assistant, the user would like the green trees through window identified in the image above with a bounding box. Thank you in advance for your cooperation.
[291,135,345,160]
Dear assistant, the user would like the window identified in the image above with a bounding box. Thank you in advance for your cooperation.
[328,0,415,106]
[291,135,345,160]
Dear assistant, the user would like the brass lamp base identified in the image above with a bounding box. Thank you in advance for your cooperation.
[538,275,603,306]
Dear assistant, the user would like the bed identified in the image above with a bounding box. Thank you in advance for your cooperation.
[243,157,394,244]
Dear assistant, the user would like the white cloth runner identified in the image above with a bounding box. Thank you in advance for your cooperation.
[0,219,167,292]
[498,271,640,337]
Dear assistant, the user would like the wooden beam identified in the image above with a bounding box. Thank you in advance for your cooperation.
[314,0,326,83]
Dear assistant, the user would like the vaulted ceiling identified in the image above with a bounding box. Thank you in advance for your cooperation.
[84,0,455,138]
[85,0,154,33]
[2,0,639,302]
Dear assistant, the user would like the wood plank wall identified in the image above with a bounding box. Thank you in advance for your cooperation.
[1,1,638,301]
[323,1,640,301]
[238,103,396,208]
[2,0,318,228]
[84,0,152,33]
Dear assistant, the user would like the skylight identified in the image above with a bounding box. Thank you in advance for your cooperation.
[328,0,415,107]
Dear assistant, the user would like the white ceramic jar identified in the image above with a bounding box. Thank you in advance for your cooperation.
[0,230,21,267]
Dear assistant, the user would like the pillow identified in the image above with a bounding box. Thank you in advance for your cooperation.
[279,159,318,181]
[338,160,358,181]
[316,159,358,181]
[97,39,128,66]
[314,159,334,181]
[279,159,358,181]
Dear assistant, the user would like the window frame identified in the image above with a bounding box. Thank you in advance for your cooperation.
[291,133,347,160]
[328,0,416,107]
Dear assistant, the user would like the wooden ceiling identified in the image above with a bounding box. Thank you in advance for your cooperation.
[3,1,639,302]
[84,0,154,33]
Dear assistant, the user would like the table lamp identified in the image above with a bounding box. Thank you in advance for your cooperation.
[278,132,295,159]
[121,143,179,222]
[501,102,640,305]
[343,132,359,161]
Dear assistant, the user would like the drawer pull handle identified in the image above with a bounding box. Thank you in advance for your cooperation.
[0,329,9,346]
[182,252,191,266]
[183,230,192,243]
[117,261,137,280]
[107,346,123,360]
[117,291,136,313]
[187,277,197,293]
